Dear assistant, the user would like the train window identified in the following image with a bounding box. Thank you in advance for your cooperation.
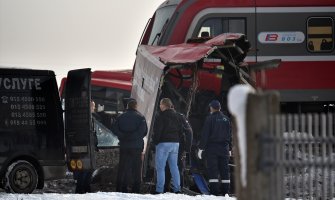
[197,17,246,37]
[307,17,334,52]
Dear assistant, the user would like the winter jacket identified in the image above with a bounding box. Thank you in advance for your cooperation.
[153,109,182,145]
[112,108,147,149]
[198,111,232,155]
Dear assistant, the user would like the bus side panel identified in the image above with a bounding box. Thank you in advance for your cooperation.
[131,46,165,176]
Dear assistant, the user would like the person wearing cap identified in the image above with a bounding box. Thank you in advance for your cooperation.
[112,98,148,193]
[197,99,232,196]
[152,98,183,194]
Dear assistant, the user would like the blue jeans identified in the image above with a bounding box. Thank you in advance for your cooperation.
[155,142,180,193]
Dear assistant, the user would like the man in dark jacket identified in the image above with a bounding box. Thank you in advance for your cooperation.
[197,100,232,196]
[153,98,182,194]
[164,111,193,192]
[112,98,148,193]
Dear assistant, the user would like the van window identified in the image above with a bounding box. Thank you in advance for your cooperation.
[197,17,246,37]
[307,17,334,52]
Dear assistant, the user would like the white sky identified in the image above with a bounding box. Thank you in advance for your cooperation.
[0,0,165,85]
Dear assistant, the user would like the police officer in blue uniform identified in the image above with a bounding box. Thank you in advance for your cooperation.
[197,100,232,196]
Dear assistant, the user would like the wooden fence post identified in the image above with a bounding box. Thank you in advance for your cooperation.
[234,91,279,200]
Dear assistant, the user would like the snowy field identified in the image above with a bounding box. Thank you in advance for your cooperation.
[0,192,235,200]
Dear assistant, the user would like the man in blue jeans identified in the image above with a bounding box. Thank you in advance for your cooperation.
[164,111,193,192]
[153,98,182,194]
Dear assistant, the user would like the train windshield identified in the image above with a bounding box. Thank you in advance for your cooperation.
[148,4,177,45]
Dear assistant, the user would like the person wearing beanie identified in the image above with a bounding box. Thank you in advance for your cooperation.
[197,99,232,196]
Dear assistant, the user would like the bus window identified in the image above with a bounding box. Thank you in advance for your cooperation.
[93,117,119,148]
[91,86,130,148]
[307,17,334,52]
[91,86,129,113]
[197,17,246,37]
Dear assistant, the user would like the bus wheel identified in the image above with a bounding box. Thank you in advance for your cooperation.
[5,160,38,193]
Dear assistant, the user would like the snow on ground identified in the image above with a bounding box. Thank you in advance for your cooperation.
[0,192,235,200]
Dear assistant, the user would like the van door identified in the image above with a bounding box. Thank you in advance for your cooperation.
[64,68,96,171]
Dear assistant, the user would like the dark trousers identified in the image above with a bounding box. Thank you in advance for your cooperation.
[116,148,142,193]
[74,170,93,194]
[205,152,230,196]
[164,151,185,192]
